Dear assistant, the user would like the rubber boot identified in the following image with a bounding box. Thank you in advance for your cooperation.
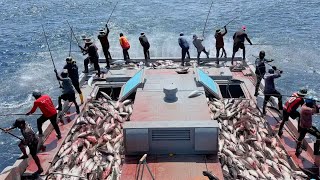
[79,93,84,104]
[295,141,302,156]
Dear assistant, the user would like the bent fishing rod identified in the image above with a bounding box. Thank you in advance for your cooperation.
[106,0,120,24]
[263,94,320,102]
[0,127,23,141]
[66,21,81,47]
[202,0,214,37]
[41,24,62,88]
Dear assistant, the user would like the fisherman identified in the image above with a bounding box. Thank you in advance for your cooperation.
[26,90,61,139]
[79,38,101,77]
[178,32,190,66]
[278,89,308,137]
[54,69,80,114]
[97,24,111,69]
[139,32,150,62]
[4,119,43,175]
[63,57,84,104]
[254,51,274,96]
[215,26,227,64]
[262,66,283,115]
[295,98,320,156]
[192,34,209,65]
[119,33,130,63]
[231,26,252,65]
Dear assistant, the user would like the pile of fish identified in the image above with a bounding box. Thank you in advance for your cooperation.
[208,98,309,180]
[47,92,133,180]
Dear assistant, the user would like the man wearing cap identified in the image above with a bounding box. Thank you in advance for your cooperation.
[215,26,227,63]
[63,57,84,104]
[26,91,61,139]
[278,89,308,137]
[54,69,80,114]
[4,119,43,175]
[231,26,252,65]
[262,66,283,115]
[193,34,209,65]
[178,32,190,66]
[296,98,320,156]
[119,33,130,63]
[98,24,111,69]
[139,32,150,61]
[79,38,101,77]
[254,51,274,96]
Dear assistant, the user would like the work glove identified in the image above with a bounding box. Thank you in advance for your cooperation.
[272,66,277,70]
[105,24,108,28]
[25,112,30,116]
[4,128,10,132]
[270,59,274,62]
[224,25,226,29]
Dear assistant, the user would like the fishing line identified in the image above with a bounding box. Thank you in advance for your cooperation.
[106,0,120,24]
[202,0,214,37]
[66,21,81,47]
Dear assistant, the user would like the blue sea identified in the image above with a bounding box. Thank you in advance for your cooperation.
[0,0,319,172]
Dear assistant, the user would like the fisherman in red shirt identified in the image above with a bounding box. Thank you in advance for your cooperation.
[26,90,61,139]
[295,98,320,156]
[278,89,308,137]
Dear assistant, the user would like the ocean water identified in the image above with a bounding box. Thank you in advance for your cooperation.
[0,0,319,172]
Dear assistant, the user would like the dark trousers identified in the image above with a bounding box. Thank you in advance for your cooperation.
[37,114,60,136]
[279,110,300,133]
[231,43,245,65]
[263,90,283,113]
[143,47,150,60]
[102,48,111,68]
[254,74,264,94]
[84,56,100,76]
[298,126,320,141]
[181,48,190,66]
[197,48,209,64]
[71,80,82,94]
[58,93,80,113]
[123,48,130,62]
[216,47,227,64]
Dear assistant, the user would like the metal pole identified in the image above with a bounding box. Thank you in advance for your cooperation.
[0,127,23,141]
[202,0,214,37]
[107,1,120,24]
[41,24,62,87]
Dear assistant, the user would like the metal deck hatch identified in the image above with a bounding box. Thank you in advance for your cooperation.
[119,68,144,101]
[195,68,221,99]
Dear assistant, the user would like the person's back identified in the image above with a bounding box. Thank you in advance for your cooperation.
[178,35,189,49]
[255,58,267,75]
[193,36,204,52]
[33,95,56,117]
[20,123,38,145]
[120,36,130,49]
[61,77,75,95]
[98,33,108,48]
[63,63,79,82]
[284,93,304,112]
[233,30,248,44]
[87,44,99,58]
[264,70,281,94]
[139,35,150,49]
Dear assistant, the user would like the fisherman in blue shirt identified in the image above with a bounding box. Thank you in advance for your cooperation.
[178,32,190,66]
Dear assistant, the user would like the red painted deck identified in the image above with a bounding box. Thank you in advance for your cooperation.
[121,155,223,180]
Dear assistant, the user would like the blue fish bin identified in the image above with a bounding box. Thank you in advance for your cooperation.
[196,68,221,99]
[119,69,145,101]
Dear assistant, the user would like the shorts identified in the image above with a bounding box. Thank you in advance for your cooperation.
[233,43,244,52]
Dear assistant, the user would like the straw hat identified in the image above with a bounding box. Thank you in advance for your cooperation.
[297,89,307,96]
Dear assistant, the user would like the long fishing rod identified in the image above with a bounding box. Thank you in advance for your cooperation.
[202,0,214,37]
[41,25,62,88]
[264,94,320,102]
[0,127,23,141]
[69,29,72,57]
[106,1,120,24]
[66,21,80,47]
[245,43,287,46]
[224,16,239,27]
[0,113,42,116]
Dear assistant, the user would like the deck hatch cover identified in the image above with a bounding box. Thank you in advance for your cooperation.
[152,129,191,141]
[196,68,221,99]
[119,69,144,101]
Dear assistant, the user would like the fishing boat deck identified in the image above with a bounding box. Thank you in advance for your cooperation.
[1,57,319,179]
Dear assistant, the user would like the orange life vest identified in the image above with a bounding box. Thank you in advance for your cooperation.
[119,36,130,49]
